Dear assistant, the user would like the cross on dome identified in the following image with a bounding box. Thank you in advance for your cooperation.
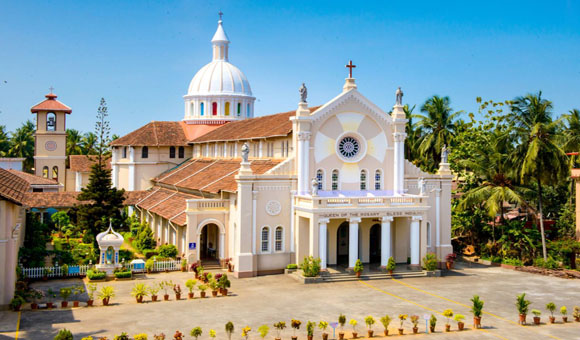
[346,60,356,78]
[218,11,223,21]
[49,86,54,94]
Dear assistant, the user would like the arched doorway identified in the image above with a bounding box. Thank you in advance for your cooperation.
[336,222,349,267]
[200,223,219,260]
[369,224,381,264]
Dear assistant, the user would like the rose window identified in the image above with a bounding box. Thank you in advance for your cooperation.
[338,136,360,159]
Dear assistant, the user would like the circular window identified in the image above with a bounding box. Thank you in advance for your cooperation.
[336,132,366,162]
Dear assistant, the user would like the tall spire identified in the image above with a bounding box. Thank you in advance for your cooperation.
[211,11,230,61]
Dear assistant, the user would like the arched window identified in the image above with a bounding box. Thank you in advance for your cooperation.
[42,166,49,178]
[212,102,218,115]
[200,102,205,116]
[225,102,230,116]
[169,146,176,158]
[142,146,148,159]
[426,222,431,247]
[52,166,58,181]
[374,170,382,190]
[316,169,324,190]
[46,112,56,131]
[178,146,185,158]
[123,147,127,158]
[261,226,270,252]
[275,226,283,252]
[332,169,339,191]
[360,170,367,190]
[237,103,241,116]
[246,103,250,117]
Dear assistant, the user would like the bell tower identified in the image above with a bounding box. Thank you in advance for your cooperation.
[30,90,71,189]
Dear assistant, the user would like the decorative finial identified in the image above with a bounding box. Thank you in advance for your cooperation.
[49,86,54,94]
[395,86,403,106]
[299,83,308,103]
[345,60,356,78]
[218,11,223,21]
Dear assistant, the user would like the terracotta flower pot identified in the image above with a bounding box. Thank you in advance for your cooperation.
[367,330,373,337]
[86,300,93,307]
[61,301,68,308]
[13,305,21,311]
[446,262,453,270]
[388,270,393,275]
[563,316,568,323]
[222,289,228,296]
[574,316,580,322]
[549,316,555,324]
[445,324,451,332]
[164,294,169,301]
[413,327,418,334]
[355,271,361,278]
[458,322,464,331]
[181,267,187,272]
[188,292,194,299]
[519,314,527,325]
[352,332,358,338]
[430,326,435,333]
[31,303,39,310]
[175,293,181,300]
[73,301,80,307]
[151,295,158,302]
[322,333,328,340]
[102,298,109,306]
[338,332,345,339]
[212,290,218,297]
[473,316,482,329]
[383,329,389,336]
[533,317,541,325]
[307,336,313,340]
[291,336,297,340]
[47,302,54,309]
[136,296,143,303]
[201,291,206,298]
[398,329,404,335]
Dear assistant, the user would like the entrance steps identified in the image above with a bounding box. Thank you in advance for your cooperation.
[320,270,427,283]
[200,260,223,271]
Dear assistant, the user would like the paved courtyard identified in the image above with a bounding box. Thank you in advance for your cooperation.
[1,262,580,339]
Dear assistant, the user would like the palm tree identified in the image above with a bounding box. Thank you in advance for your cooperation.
[8,120,35,171]
[414,96,461,172]
[403,104,420,162]
[66,129,84,155]
[510,92,569,260]
[0,125,10,156]
[81,132,98,155]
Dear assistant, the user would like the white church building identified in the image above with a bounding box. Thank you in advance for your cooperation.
[109,16,453,278]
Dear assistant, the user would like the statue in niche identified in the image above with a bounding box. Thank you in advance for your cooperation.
[241,142,249,162]
[105,246,114,265]
[299,83,308,103]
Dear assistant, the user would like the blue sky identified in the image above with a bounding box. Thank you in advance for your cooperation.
[1,1,579,135]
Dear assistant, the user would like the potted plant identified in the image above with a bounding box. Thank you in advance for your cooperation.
[241,326,251,340]
[43,268,52,281]
[546,302,556,323]
[273,321,286,340]
[30,288,44,310]
[386,257,396,275]
[445,253,457,270]
[98,286,115,306]
[163,280,173,300]
[429,314,437,333]
[185,279,196,299]
[516,293,531,325]
[134,334,148,340]
[410,315,419,334]
[398,314,407,335]
[115,333,130,340]
[131,283,149,303]
[72,285,85,307]
[318,321,329,340]
[258,325,269,340]
[454,314,465,331]
[173,331,184,340]
[47,288,56,309]
[349,319,358,338]
[209,279,219,297]
[338,314,346,339]
[291,319,301,340]
[532,309,541,325]
[353,259,363,278]
[173,284,182,300]
[146,259,154,274]
[153,333,166,340]
[61,264,69,277]
[149,283,161,302]
[9,296,24,311]
[218,274,231,296]
[181,259,187,272]
[198,284,208,298]
[209,329,216,339]
[225,321,234,340]
[471,295,484,329]
[54,329,73,340]
[190,327,202,340]
[380,315,391,336]
[573,306,580,322]
[364,316,375,338]
[59,287,72,308]
[443,309,453,332]
[86,283,97,307]
[306,321,315,340]
[561,306,568,323]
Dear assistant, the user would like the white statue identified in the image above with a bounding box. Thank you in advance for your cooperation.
[311,178,319,196]
[418,177,426,195]
[299,83,308,103]
[395,87,403,106]
[241,142,249,162]
[441,144,449,163]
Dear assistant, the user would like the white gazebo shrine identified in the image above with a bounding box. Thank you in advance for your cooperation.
[96,223,124,276]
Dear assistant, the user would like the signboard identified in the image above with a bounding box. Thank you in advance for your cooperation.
[189,242,196,250]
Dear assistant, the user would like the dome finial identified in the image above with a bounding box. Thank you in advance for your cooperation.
[218,10,223,22]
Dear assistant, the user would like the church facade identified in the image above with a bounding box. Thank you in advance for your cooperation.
[110,17,453,277]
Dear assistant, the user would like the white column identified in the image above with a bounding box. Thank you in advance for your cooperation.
[259,140,263,158]
[219,233,225,259]
[297,132,311,194]
[393,132,406,194]
[75,172,82,191]
[252,190,258,254]
[433,188,442,248]
[290,190,296,253]
[319,218,329,270]
[380,216,393,267]
[128,147,135,191]
[410,216,422,266]
[349,217,361,268]
[111,148,118,188]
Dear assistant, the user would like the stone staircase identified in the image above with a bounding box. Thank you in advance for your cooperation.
[201,260,223,272]
[319,267,427,283]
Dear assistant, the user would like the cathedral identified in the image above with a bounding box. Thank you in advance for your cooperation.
[29,15,453,278]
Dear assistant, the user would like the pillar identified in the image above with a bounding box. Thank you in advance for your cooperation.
[290,190,296,253]
[410,216,422,266]
[219,232,225,260]
[349,217,361,268]
[297,132,311,194]
[252,190,258,254]
[319,218,329,270]
[393,132,406,194]
[380,216,393,267]
[433,188,442,249]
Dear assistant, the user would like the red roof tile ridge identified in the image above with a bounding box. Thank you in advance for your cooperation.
[199,167,241,191]
[156,159,200,183]
[169,210,186,223]
[173,159,220,186]
[135,187,161,206]
[152,121,159,145]
[146,190,177,211]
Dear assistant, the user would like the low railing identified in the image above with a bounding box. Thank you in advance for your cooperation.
[21,260,183,279]
[152,259,181,272]
[296,195,427,209]
[187,199,228,210]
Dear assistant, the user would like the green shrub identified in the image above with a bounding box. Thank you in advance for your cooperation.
[145,259,154,272]
[54,329,73,340]
[423,253,438,271]
[118,249,135,261]
[133,334,148,340]
[158,244,178,258]
[301,256,321,277]
[386,257,396,272]
[534,257,559,269]
[87,269,106,280]
[286,264,298,269]
[353,259,364,273]
[502,258,523,266]
[114,332,129,340]
[135,224,156,252]
[114,270,132,279]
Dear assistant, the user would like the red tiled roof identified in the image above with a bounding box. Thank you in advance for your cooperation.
[154,158,282,193]
[69,155,111,172]
[110,121,189,147]
[30,93,72,113]
[135,187,199,226]
[24,190,148,208]
[192,106,321,143]
[7,169,59,186]
[0,168,30,204]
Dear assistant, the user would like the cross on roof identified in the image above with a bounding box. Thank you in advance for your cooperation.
[345,60,356,78]
[49,86,54,94]
[218,11,223,20]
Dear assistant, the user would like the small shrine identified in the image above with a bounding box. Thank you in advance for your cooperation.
[96,223,124,276]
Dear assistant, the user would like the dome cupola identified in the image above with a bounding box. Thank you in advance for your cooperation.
[183,13,255,125]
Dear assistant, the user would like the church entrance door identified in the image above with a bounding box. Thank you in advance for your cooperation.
[369,224,381,264]
[336,222,349,267]
[200,223,219,260]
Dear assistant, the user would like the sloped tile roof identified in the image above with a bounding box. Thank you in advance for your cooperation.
[0,168,30,204]
[135,187,199,226]
[7,169,58,186]
[192,106,321,142]
[30,93,72,113]
[110,121,189,147]
[24,190,148,208]
[68,155,111,172]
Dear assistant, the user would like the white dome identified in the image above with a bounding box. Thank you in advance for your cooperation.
[187,60,252,96]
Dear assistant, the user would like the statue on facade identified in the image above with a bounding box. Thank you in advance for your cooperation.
[395,86,403,106]
[441,144,449,163]
[311,178,319,196]
[418,177,426,196]
[299,83,308,103]
[241,142,249,162]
